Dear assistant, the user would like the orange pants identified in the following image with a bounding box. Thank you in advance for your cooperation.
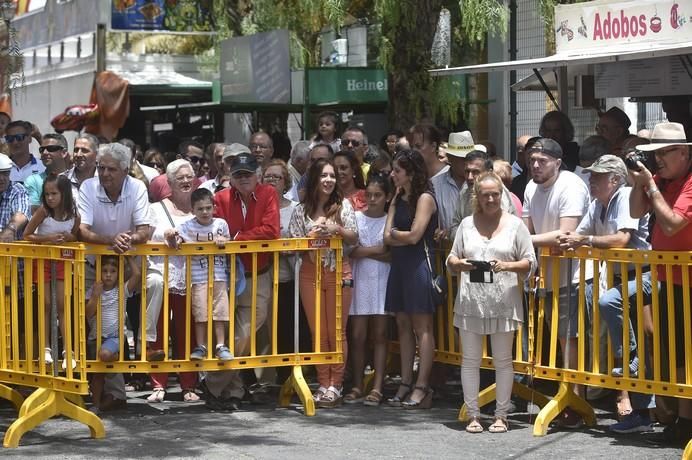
[299,258,351,389]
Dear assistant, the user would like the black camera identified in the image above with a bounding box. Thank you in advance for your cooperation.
[468,260,493,283]
[624,151,649,171]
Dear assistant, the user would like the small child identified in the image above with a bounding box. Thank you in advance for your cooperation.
[164,188,233,361]
[23,175,80,367]
[309,111,341,153]
[85,255,140,414]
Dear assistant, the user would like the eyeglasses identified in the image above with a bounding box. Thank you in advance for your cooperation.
[262,174,283,182]
[146,162,164,169]
[73,147,92,154]
[249,143,270,150]
[39,145,64,153]
[341,138,361,147]
[4,133,27,143]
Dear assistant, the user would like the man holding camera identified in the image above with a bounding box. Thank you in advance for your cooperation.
[629,122,692,446]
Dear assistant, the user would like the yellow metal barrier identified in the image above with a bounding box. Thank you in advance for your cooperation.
[0,242,103,448]
[531,247,692,455]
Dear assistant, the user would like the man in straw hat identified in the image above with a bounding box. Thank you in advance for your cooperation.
[629,122,692,447]
[558,154,654,434]
[432,131,474,242]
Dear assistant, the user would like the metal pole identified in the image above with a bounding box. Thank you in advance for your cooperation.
[96,23,106,73]
[509,0,518,163]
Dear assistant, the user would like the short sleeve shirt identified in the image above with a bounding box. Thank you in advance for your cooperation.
[177,217,230,284]
[24,172,46,207]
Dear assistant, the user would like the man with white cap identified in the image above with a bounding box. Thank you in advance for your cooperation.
[629,122,692,446]
[559,154,654,434]
[0,153,30,242]
[431,131,474,242]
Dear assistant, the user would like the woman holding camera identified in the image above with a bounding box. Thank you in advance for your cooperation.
[446,172,535,433]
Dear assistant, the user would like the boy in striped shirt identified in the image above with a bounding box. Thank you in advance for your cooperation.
[165,188,233,361]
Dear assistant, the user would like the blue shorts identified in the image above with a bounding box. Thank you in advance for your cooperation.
[88,337,120,359]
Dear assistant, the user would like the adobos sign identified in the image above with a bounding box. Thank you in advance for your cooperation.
[554,0,691,53]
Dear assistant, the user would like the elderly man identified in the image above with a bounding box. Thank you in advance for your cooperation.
[0,153,30,242]
[200,143,240,194]
[558,155,653,433]
[248,131,274,169]
[25,133,71,212]
[207,151,280,408]
[5,120,45,183]
[63,133,99,192]
[523,137,590,428]
[288,140,310,186]
[596,107,631,157]
[629,122,692,447]
[77,142,159,409]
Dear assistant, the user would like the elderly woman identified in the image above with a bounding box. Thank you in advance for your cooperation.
[146,159,199,403]
[446,172,535,433]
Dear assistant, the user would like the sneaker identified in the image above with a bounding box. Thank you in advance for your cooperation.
[44,347,53,365]
[61,350,76,370]
[612,356,639,378]
[190,345,207,360]
[557,408,584,429]
[215,345,234,361]
[609,412,654,434]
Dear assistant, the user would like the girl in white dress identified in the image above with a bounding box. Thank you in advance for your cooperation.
[24,175,80,366]
[344,172,392,406]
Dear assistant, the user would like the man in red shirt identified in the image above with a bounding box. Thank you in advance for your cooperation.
[205,151,280,408]
[629,122,692,447]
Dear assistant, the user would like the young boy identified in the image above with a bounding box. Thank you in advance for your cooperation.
[86,255,139,414]
[165,188,233,361]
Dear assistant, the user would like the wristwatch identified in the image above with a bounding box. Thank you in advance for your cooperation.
[646,186,660,198]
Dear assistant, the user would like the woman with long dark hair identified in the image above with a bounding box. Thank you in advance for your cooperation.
[384,150,439,409]
[289,158,358,408]
[334,149,367,211]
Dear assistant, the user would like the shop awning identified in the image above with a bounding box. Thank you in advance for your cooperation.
[429,41,692,78]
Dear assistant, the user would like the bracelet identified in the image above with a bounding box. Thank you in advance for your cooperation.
[646,186,660,198]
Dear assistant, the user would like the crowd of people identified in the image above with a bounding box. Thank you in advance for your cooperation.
[0,105,690,447]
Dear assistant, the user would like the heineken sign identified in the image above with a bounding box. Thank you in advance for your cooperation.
[308,68,389,105]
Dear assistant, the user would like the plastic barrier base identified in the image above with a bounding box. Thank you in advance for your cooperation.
[3,389,105,448]
[533,382,596,436]
[279,365,316,416]
[0,383,23,411]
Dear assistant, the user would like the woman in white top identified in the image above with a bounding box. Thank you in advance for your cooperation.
[446,172,536,434]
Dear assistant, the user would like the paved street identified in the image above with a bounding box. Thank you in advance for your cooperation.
[0,384,685,459]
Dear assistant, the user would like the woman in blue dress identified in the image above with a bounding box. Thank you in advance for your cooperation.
[384,149,439,409]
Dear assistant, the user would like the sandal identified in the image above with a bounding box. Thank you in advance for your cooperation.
[402,386,433,409]
[312,386,327,402]
[183,390,201,402]
[386,383,412,407]
[146,388,165,403]
[317,386,342,408]
[466,416,484,433]
[343,387,365,404]
[489,416,509,433]
[363,389,384,407]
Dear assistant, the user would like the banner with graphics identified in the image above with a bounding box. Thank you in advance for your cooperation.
[111,0,214,32]
[554,0,691,53]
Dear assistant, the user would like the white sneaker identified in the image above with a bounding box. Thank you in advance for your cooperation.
[44,347,53,365]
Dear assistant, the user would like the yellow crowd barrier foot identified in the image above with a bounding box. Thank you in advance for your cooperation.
[3,389,105,448]
[683,438,691,460]
[459,384,497,422]
[278,366,315,416]
[0,383,24,412]
[511,382,551,409]
[532,382,596,437]
[362,370,375,394]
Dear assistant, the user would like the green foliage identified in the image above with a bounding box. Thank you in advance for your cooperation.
[430,76,465,125]
[459,0,509,43]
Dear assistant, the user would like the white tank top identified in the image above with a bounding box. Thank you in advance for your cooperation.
[36,215,75,235]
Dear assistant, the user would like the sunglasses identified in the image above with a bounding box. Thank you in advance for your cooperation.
[341,138,361,147]
[4,133,27,143]
[39,145,64,153]
[187,156,204,164]
[146,162,164,168]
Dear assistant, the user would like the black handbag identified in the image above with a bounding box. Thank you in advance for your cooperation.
[423,239,448,306]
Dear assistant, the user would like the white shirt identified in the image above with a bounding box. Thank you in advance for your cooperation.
[87,284,133,340]
[177,217,230,284]
[78,175,151,237]
[10,155,45,183]
[523,171,590,288]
